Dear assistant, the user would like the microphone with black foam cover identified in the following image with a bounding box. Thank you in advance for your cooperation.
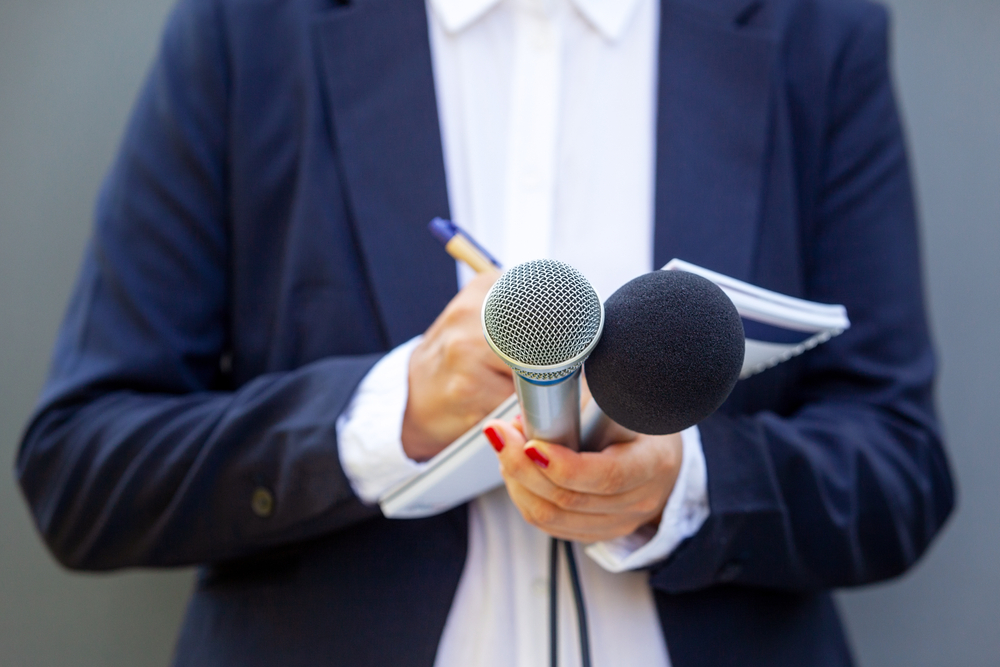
[482,259,604,451]
[584,269,745,435]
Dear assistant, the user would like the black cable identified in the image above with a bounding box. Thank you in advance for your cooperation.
[550,538,593,667]
[563,540,592,667]
[549,536,559,667]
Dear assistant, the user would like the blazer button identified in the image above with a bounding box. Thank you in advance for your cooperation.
[251,487,275,518]
[716,560,742,583]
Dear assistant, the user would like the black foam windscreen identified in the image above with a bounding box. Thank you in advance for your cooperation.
[584,270,745,435]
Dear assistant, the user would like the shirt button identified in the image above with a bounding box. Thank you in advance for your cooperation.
[251,487,275,518]
[532,576,549,597]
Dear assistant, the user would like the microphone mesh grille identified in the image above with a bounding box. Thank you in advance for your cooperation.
[484,259,602,372]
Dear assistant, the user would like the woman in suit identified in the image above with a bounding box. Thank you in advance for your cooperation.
[17,0,954,664]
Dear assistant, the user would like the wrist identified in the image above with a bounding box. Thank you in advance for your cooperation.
[401,403,444,462]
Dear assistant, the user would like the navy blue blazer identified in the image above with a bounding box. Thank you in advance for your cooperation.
[18,0,954,665]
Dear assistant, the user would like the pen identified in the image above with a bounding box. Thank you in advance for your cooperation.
[428,217,502,274]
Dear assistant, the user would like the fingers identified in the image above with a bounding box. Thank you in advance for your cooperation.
[482,418,526,453]
[444,271,500,329]
[503,477,644,543]
[510,463,669,516]
[484,420,680,541]
[403,273,514,458]
[431,324,511,381]
[488,421,668,514]
[525,435,680,495]
[475,338,515,377]
[429,276,512,378]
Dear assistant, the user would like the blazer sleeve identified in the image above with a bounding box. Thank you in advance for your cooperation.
[649,5,955,593]
[16,0,382,571]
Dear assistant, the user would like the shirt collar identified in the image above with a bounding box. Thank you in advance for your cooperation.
[430,0,645,42]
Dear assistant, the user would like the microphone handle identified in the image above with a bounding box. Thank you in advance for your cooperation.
[514,370,581,451]
[580,401,638,452]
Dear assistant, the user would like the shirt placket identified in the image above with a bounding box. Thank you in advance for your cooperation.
[502,0,563,267]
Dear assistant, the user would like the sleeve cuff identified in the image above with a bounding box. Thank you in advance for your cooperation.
[336,336,427,504]
[585,425,710,573]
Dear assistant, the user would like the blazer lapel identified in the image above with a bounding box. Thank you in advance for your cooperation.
[313,0,456,348]
[312,0,779,343]
[653,0,779,282]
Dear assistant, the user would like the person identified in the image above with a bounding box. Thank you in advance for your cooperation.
[16,0,955,665]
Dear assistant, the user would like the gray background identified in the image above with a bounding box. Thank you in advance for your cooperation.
[0,0,996,664]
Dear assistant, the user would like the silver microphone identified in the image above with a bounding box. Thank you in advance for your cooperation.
[481,259,604,451]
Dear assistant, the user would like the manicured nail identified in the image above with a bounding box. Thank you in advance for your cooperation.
[525,446,549,468]
[484,426,504,453]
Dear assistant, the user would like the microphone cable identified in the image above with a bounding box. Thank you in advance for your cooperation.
[549,537,592,667]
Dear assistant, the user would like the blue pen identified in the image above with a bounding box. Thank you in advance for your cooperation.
[428,217,502,273]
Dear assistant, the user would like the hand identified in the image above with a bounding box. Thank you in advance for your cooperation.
[402,271,514,461]
[482,418,683,543]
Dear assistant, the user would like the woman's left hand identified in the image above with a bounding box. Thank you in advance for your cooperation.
[482,418,683,543]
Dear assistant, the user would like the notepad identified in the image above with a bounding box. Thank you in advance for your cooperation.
[379,260,850,518]
[661,259,850,378]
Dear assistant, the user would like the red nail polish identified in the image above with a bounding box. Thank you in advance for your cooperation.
[484,426,504,453]
[525,446,549,468]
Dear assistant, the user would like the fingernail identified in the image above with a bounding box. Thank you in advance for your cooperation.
[525,446,549,468]
[484,426,504,453]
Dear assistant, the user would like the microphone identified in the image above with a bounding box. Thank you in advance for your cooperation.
[482,259,604,451]
[584,269,745,435]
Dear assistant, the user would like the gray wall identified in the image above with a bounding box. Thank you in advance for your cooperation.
[0,2,192,665]
[836,2,1000,666]
[0,0,996,665]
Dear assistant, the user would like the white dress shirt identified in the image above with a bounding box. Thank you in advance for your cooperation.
[337,0,711,664]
